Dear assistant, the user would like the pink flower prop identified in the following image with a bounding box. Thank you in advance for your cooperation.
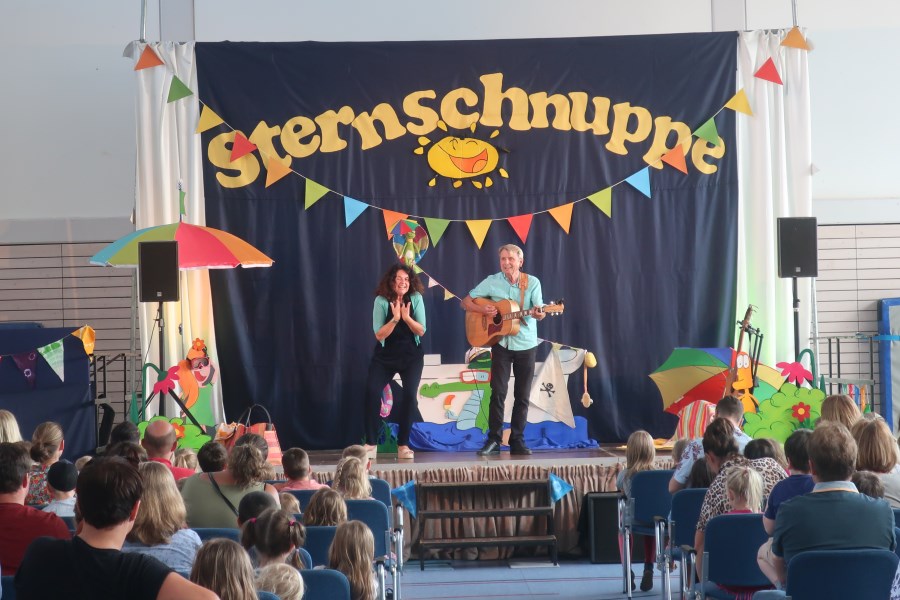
[776,361,813,386]
[152,366,180,396]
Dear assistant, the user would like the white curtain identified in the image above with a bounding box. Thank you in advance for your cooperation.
[735,31,813,367]
[130,41,224,423]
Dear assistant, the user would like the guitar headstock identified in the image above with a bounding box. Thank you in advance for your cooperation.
[541,299,565,316]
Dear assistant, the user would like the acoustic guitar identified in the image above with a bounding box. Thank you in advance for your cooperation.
[465,298,564,347]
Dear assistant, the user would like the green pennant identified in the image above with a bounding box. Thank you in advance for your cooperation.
[304,178,329,209]
[586,188,612,218]
[423,218,450,246]
[693,118,721,146]
[167,76,193,103]
[179,189,186,216]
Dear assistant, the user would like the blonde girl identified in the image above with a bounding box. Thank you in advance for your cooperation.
[240,507,307,569]
[0,409,23,443]
[724,465,764,513]
[329,520,377,600]
[190,538,257,600]
[26,421,64,505]
[332,456,372,500]
[303,487,348,527]
[256,563,304,600]
[616,430,657,593]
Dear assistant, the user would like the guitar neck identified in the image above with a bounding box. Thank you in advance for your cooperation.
[502,309,532,321]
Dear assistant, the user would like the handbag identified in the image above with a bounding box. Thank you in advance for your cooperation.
[214,404,283,466]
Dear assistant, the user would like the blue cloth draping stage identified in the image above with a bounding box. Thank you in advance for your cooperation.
[0,327,95,458]
[195,33,738,448]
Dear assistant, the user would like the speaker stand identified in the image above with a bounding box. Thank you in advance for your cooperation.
[792,277,800,360]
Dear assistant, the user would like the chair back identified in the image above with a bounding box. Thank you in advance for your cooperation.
[785,548,899,600]
[257,592,280,600]
[60,515,77,532]
[192,527,241,543]
[1,575,15,600]
[628,469,674,533]
[301,568,351,600]
[346,498,390,557]
[703,513,770,588]
[370,478,392,509]
[892,507,900,528]
[303,525,338,567]
[297,546,313,569]
[285,489,318,512]
[669,488,707,548]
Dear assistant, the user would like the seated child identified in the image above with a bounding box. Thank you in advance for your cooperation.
[241,507,307,570]
[277,448,326,491]
[42,460,78,517]
[616,430,657,593]
[329,520,378,600]
[303,488,348,527]
[853,470,886,499]
[256,563,304,600]
[279,492,301,515]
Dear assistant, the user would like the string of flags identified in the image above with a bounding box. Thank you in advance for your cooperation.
[134,27,808,250]
[0,326,95,388]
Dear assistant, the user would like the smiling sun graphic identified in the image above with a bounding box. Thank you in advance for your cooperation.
[414,121,509,189]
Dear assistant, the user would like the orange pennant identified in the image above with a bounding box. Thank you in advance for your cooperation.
[548,203,574,234]
[134,45,164,70]
[781,27,810,50]
[754,57,783,85]
[661,145,688,174]
[465,220,492,249]
[230,132,257,162]
[382,210,408,239]
[265,157,293,188]
[507,214,533,244]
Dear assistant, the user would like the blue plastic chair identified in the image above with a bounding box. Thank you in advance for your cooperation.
[346,499,400,599]
[301,568,351,600]
[666,487,707,600]
[618,469,674,598]
[285,489,318,512]
[192,527,241,543]
[257,592,280,600]
[370,478,393,512]
[303,525,338,567]
[296,546,313,570]
[892,507,900,528]
[1,575,15,600]
[785,548,898,600]
[699,513,771,599]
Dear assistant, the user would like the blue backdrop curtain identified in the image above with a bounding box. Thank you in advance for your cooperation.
[196,32,737,448]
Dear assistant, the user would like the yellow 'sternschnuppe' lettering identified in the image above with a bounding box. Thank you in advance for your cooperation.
[440,87,480,130]
[352,103,407,151]
[208,131,260,188]
[403,90,439,136]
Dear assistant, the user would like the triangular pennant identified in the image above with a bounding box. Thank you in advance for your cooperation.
[693,118,721,146]
[304,178,330,209]
[230,132,257,163]
[548,203,574,234]
[781,26,810,50]
[399,220,412,235]
[587,188,612,218]
[444,289,455,301]
[72,325,95,355]
[624,167,651,198]
[412,265,423,274]
[196,105,225,134]
[423,218,450,246]
[37,340,65,383]
[754,57,783,85]
[265,157,293,188]
[134,45,164,70]
[725,89,753,116]
[427,277,440,288]
[507,214,533,244]
[12,351,37,388]
[382,210,408,238]
[465,219,492,249]
[343,197,367,228]
[179,189,186,216]
[166,75,194,103]
[661,145,688,174]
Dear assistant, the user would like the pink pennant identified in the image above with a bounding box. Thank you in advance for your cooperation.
[13,351,37,388]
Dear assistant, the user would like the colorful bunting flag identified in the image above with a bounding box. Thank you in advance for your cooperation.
[507,214,533,244]
[412,265,423,274]
[166,75,193,103]
[693,118,721,146]
[304,178,329,209]
[427,277,440,288]
[725,89,753,116]
[754,57,783,85]
[37,340,65,383]
[72,325,95,355]
[382,210,408,238]
[661,145,688,174]
[423,218,450,246]
[343,197,367,228]
[624,168,651,198]
[548,203,574,234]
[12,351,37,388]
[196,105,224,134]
[264,157,292,188]
[134,45,164,71]
[586,188,612,218]
[230,132,257,163]
[781,27,810,50]
[465,219,492,249]
[444,289,455,301]
[179,188,186,216]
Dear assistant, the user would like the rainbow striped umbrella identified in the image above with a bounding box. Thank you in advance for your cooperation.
[89,222,273,270]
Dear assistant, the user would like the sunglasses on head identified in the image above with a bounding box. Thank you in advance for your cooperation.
[190,357,210,369]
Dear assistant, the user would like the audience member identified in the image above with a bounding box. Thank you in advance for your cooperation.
[241,507,307,569]
[818,394,861,430]
[174,447,199,472]
[745,438,789,472]
[329,520,378,600]
[109,420,142,446]
[237,491,279,527]
[278,447,326,491]
[0,442,69,574]
[754,422,895,598]
[74,455,92,471]
[105,441,148,466]
[616,430,657,592]
[853,470,886,498]
[197,441,228,473]
[671,438,688,472]
[851,417,900,507]
[688,457,714,488]
[26,421,64,505]
[279,492,301,514]
[143,420,196,481]
[122,461,202,572]
[725,465,764,513]
[762,429,814,535]
[15,456,215,599]
[256,563,304,600]
[303,487,348,527]
[669,396,750,493]
[190,538,256,600]
[342,445,372,473]
[181,433,278,528]
[0,409,23,443]
[333,456,373,500]
[43,460,78,517]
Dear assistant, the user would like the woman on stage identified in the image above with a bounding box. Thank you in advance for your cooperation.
[364,263,426,460]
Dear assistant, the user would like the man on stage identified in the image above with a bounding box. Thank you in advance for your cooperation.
[462,244,545,456]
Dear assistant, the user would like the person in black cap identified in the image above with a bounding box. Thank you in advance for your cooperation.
[43,460,78,518]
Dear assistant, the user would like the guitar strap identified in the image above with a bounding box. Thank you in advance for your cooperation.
[519,273,528,326]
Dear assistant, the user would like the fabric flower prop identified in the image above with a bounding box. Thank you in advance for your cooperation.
[791,402,812,422]
[152,366,180,396]
[191,338,206,352]
[776,361,813,387]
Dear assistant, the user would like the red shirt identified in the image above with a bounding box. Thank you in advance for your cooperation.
[0,503,70,574]
[148,457,195,481]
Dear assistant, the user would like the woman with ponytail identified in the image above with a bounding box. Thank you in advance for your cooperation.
[26,421,64,505]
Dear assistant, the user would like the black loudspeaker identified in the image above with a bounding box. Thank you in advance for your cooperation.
[777,217,818,278]
[139,241,179,302]
[583,492,647,564]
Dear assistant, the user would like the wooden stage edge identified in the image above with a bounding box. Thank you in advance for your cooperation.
[305,443,674,473]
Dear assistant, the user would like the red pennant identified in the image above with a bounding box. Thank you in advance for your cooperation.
[754,58,783,85]
[230,132,257,163]
[134,46,164,70]
[399,220,412,235]
[661,145,688,174]
[507,214,533,244]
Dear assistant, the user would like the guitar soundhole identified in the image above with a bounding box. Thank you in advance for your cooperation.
[491,314,502,325]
